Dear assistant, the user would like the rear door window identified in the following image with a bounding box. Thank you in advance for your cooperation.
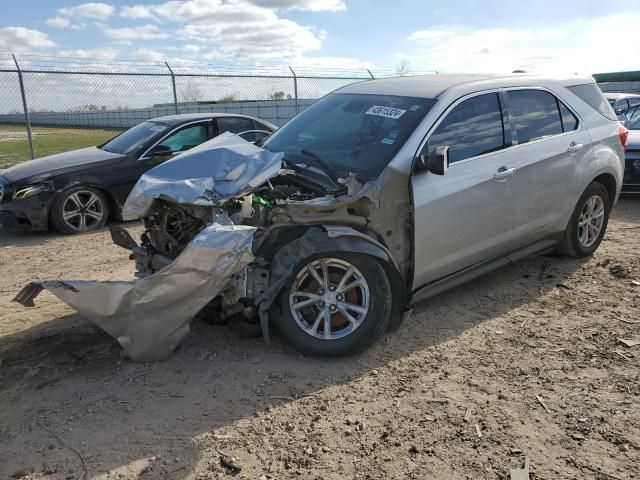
[428,93,505,164]
[217,117,256,141]
[506,90,563,144]
[568,84,618,121]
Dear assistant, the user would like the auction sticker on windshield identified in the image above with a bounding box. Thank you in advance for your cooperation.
[366,105,407,119]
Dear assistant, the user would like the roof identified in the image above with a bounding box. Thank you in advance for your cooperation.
[151,112,262,126]
[337,73,595,99]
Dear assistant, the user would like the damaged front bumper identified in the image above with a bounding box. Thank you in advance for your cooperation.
[14,223,256,362]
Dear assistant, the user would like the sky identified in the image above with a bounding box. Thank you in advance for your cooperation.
[2,0,640,74]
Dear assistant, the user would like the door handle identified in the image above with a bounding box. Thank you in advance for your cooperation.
[494,167,516,180]
[567,142,584,153]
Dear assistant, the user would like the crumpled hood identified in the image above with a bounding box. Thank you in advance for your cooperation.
[122,132,283,220]
[1,147,126,184]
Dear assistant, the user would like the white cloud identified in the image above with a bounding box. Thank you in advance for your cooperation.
[103,24,170,41]
[0,27,56,51]
[45,17,71,28]
[247,0,346,11]
[120,5,156,19]
[183,44,201,54]
[405,13,640,75]
[113,0,327,60]
[58,47,120,59]
[130,47,165,61]
[59,2,115,20]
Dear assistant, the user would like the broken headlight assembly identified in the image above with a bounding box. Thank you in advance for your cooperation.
[12,182,53,200]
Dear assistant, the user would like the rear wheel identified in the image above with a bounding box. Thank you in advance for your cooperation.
[274,252,392,356]
[557,181,610,258]
[50,186,109,235]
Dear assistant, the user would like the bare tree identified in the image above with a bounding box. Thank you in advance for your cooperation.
[396,59,411,77]
[269,91,292,100]
[181,80,203,104]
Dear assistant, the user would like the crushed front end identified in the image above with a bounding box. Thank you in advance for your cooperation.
[14,133,407,361]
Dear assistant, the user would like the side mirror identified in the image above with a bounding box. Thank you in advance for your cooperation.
[149,144,173,157]
[415,145,449,175]
[614,106,625,115]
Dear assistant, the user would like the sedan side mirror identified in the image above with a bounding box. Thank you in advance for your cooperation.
[615,106,625,115]
[415,145,450,175]
[149,144,173,157]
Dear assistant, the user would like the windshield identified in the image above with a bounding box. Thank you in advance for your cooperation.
[264,93,436,179]
[101,121,170,155]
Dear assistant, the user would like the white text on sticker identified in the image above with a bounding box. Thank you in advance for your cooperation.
[366,105,407,120]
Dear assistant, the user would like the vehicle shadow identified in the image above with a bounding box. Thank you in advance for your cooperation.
[0,220,142,248]
[0,252,589,479]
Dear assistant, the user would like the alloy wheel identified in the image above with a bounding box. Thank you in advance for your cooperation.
[577,194,605,248]
[289,258,370,340]
[61,190,106,232]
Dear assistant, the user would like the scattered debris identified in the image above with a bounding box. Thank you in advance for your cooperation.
[475,424,483,438]
[535,394,552,413]
[556,283,571,290]
[571,433,586,441]
[617,338,640,348]
[509,457,530,480]
[609,265,632,279]
[463,407,471,423]
[597,258,611,267]
[632,280,640,287]
[219,453,242,474]
[426,398,449,404]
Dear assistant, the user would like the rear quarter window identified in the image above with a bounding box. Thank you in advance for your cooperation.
[568,84,618,121]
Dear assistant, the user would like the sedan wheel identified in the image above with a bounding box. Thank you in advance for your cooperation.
[51,187,109,235]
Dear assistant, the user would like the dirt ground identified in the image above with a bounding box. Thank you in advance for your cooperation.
[0,199,638,480]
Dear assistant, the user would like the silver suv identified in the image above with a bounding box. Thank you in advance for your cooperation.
[16,74,627,361]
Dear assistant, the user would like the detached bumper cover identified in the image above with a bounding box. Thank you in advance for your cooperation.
[13,223,256,361]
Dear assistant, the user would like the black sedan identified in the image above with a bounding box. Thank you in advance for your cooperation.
[624,115,640,195]
[0,113,276,234]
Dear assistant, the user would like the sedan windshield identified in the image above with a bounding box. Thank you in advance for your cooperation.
[101,121,170,155]
[264,93,436,179]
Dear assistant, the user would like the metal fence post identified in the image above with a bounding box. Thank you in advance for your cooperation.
[289,66,299,114]
[165,61,179,115]
[12,54,35,159]
[367,69,375,80]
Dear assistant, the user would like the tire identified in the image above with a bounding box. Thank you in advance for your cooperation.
[273,252,392,356]
[556,181,611,258]
[50,186,109,235]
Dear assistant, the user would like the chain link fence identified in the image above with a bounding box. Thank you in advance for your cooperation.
[0,53,403,167]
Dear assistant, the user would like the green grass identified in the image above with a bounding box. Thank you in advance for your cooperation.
[0,124,123,170]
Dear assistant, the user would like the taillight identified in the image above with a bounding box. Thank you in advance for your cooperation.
[619,125,629,151]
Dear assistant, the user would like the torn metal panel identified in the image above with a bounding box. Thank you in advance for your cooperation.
[14,223,256,362]
[122,132,283,220]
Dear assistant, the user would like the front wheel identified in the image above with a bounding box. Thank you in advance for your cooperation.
[50,186,109,235]
[557,181,611,258]
[274,253,392,356]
